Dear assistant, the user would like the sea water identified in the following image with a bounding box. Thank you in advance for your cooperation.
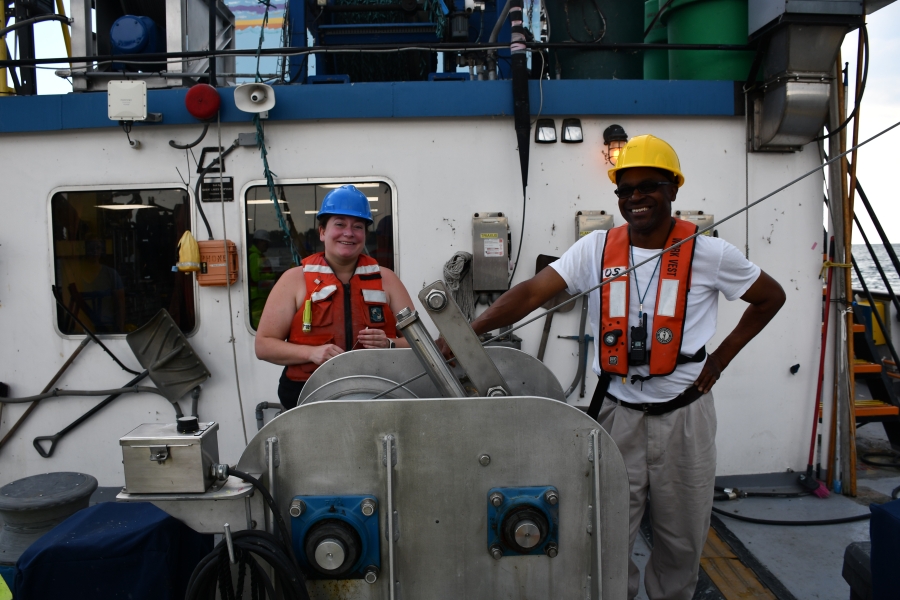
[851,244,900,295]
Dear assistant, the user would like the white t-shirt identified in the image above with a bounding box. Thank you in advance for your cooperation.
[551,230,760,404]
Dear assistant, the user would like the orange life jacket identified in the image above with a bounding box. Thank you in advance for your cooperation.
[599,219,698,377]
[286,253,397,382]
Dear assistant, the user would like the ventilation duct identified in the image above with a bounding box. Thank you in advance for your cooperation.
[747,0,864,152]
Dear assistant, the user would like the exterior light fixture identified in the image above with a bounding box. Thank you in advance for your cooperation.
[603,124,628,165]
[535,119,557,144]
[561,118,583,143]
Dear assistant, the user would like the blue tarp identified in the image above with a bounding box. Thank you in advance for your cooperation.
[871,498,900,600]
[15,502,212,600]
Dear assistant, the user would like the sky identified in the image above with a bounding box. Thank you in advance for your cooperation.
[10,1,900,242]
[840,2,900,244]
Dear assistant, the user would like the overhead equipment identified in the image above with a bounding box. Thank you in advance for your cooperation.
[747,0,864,151]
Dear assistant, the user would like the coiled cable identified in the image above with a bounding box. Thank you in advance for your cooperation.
[185,467,311,600]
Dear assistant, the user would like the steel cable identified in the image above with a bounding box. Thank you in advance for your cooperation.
[371,118,900,400]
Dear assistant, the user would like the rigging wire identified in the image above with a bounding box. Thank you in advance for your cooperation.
[1,40,757,71]
[371,117,900,400]
[813,25,868,143]
[216,112,249,446]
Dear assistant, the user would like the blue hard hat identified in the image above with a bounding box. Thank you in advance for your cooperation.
[316,185,373,225]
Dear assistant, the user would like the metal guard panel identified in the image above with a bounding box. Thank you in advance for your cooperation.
[238,396,629,600]
[298,346,566,405]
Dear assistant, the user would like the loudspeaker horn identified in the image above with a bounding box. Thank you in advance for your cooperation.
[234,83,276,114]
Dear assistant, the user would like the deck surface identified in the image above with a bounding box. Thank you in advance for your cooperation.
[633,423,900,600]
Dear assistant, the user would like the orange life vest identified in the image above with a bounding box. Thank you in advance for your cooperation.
[286,253,397,382]
[599,219,698,377]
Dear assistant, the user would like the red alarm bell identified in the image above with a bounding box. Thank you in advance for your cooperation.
[184,83,221,121]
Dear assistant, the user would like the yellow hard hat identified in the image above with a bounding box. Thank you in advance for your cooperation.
[607,134,685,187]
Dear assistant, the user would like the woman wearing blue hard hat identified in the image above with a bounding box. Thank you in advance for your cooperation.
[255,185,415,409]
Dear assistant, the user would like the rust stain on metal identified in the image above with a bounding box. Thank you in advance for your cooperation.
[311,578,364,600]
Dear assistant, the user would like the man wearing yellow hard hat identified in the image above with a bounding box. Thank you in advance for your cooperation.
[464,135,785,599]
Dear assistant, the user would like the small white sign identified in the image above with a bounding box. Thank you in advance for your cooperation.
[484,238,504,258]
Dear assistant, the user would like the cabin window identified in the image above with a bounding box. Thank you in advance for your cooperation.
[244,181,395,330]
[50,188,196,335]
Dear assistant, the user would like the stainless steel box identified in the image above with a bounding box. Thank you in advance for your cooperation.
[472,212,510,292]
[120,422,219,494]
[575,210,614,240]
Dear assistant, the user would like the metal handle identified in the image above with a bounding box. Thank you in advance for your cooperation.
[33,370,149,458]
[395,307,467,398]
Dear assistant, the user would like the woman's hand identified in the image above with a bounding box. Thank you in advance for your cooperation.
[357,328,393,349]
[309,344,344,365]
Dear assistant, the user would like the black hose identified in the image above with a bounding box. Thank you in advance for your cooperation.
[814,24,868,143]
[193,142,238,240]
[712,506,870,526]
[185,468,311,600]
[0,14,71,39]
[51,286,142,375]
[169,123,210,150]
[185,530,308,600]
[860,451,900,469]
[227,468,297,562]
[0,386,167,403]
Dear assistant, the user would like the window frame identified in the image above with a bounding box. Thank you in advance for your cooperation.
[47,183,200,340]
[239,176,400,335]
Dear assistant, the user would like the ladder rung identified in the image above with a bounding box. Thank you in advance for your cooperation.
[854,400,900,417]
[853,359,882,374]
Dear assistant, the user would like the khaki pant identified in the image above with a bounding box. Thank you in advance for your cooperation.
[597,393,717,600]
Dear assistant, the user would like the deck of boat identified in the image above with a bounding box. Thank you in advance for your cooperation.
[634,423,900,600]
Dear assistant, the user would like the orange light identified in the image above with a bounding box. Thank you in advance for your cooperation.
[607,140,627,165]
[603,124,628,166]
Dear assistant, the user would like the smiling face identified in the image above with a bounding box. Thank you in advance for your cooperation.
[319,215,368,262]
[616,167,678,244]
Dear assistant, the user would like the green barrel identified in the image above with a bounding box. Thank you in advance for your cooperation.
[662,0,754,80]
[546,0,644,79]
[643,0,668,79]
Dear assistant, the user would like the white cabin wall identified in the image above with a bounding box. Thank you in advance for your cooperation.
[0,115,823,485]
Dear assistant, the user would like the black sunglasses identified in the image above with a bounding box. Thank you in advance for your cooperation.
[614,181,673,199]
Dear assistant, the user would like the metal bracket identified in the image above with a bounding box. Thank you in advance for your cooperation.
[590,429,603,600]
[417,281,510,397]
[264,436,280,468]
[383,434,398,600]
[149,446,169,463]
[382,435,397,467]
[265,437,279,535]
[224,523,236,564]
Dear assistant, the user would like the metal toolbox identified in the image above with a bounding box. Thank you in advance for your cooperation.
[120,422,219,494]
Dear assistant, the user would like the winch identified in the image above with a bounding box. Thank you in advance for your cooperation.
[118,280,631,599]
